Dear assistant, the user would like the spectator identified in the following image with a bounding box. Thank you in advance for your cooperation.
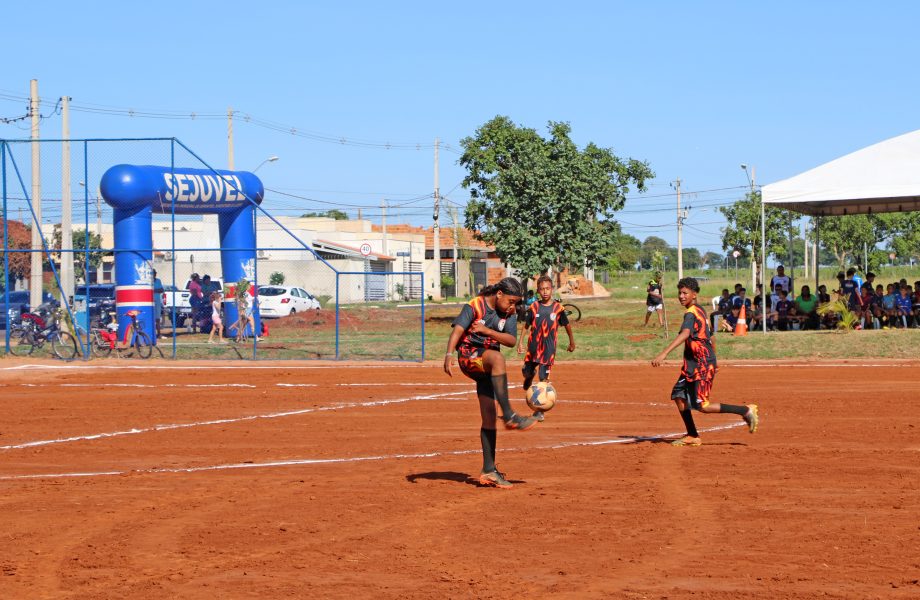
[856,284,874,329]
[852,268,864,290]
[188,273,203,334]
[770,265,792,295]
[896,286,913,328]
[882,283,899,328]
[775,289,794,331]
[712,288,731,331]
[841,268,860,310]
[152,269,164,339]
[817,284,831,304]
[207,291,226,344]
[732,287,752,312]
[644,277,664,328]
[753,284,773,331]
[865,272,876,290]
[793,285,819,330]
[872,284,887,328]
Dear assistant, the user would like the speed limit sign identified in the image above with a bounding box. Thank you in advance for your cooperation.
[359,243,372,257]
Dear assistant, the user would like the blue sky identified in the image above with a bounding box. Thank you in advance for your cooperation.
[2,1,918,257]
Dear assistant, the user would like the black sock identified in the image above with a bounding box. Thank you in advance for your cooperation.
[719,404,749,416]
[491,374,515,421]
[679,409,699,437]
[480,428,497,472]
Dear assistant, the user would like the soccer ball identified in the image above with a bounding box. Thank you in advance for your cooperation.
[526,382,557,412]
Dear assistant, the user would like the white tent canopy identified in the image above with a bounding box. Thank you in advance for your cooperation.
[762,129,920,216]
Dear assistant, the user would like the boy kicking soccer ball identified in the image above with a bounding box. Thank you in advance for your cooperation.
[517,275,575,421]
[651,277,759,446]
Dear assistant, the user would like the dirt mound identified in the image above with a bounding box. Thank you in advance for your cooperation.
[626,333,659,342]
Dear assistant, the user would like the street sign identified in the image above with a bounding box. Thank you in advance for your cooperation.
[359,243,372,257]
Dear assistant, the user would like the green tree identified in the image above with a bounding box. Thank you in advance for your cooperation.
[460,116,653,278]
[639,236,669,270]
[51,228,105,282]
[269,271,285,285]
[812,215,876,270]
[682,247,702,269]
[719,190,797,277]
[701,251,723,269]
[301,210,349,220]
[874,212,920,265]
[598,223,641,273]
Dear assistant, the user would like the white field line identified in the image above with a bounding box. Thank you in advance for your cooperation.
[0,390,472,451]
[0,423,745,481]
[1,363,423,371]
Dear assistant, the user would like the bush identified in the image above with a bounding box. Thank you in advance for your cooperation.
[316,295,333,308]
[440,275,455,289]
[269,271,285,285]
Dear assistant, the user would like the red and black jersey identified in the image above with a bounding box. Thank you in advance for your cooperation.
[524,300,568,365]
[681,304,716,381]
[452,296,517,352]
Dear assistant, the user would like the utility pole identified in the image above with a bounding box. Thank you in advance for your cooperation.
[227,107,234,170]
[432,137,441,300]
[451,205,460,295]
[673,178,685,279]
[96,191,103,283]
[61,95,74,303]
[381,199,388,257]
[29,79,43,310]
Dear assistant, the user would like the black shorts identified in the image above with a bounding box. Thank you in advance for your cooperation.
[671,376,713,411]
[522,361,551,381]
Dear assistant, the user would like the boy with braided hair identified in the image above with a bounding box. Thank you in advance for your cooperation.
[652,277,759,446]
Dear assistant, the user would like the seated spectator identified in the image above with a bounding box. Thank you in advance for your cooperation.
[882,284,899,328]
[775,289,794,331]
[817,284,831,304]
[793,285,820,330]
[753,284,773,331]
[712,288,731,332]
[857,284,875,329]
[896,286,913,328]
[732,287,752,312]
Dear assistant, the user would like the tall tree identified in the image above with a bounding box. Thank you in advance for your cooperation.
[51,228,105,283]
[719,190,797,277]
[598,223,641,273]
[701,251,723,269]
[874,212,920,264]
[813,215,876,270]
[682,247,702,270]
[0,218,32,287]
[460,116,653,278]
[639,236,670,270]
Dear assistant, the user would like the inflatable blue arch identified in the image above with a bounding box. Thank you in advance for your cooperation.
[100,165,264,341]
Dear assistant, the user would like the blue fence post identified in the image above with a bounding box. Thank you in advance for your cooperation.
[81,140,90,360]
[334,273,340,359]
[2,141,8,354]
[170,140,177,359]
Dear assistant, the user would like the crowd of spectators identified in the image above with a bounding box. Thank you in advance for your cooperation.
[711,265,920,333]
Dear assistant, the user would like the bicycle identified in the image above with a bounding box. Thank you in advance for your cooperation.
[75,308,154,359]
[552,296,582,322]
[8,305,78,360]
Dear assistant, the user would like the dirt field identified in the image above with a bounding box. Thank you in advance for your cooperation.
[2,359,919,599]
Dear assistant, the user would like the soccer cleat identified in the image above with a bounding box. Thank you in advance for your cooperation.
[670,436,702,447]
[744,404,759,433]
[532,410,545,422]
[479,469,513,489]
[504,413,538,431]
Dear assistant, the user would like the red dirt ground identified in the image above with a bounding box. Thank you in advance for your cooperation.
[1,359,919,599]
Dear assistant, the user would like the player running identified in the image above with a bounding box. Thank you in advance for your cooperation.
[651,277,759,446]
[444,277,537,489]
[517,275,575,421]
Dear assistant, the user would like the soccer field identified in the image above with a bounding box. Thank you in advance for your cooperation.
[2,360,918,598]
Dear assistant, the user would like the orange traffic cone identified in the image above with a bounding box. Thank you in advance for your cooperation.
[734,304,749,336]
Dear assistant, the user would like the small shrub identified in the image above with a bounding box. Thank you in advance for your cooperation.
[316,294,333,308]
[817,299,858,331]
[269,272,285,285]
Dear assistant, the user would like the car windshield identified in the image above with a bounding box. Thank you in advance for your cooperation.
[259,287,286,297]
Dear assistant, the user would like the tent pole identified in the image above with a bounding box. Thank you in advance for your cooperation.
[761,193,767,334]
[814,216,820,294]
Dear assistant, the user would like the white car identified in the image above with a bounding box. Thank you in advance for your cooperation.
[258,286,321,317]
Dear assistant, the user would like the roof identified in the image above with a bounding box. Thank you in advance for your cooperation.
[762,129,920,216]
[370,224,492,251]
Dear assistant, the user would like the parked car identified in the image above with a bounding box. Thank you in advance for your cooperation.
[0,290,54,329]
[74,284,117,322]
[257,286,320,318]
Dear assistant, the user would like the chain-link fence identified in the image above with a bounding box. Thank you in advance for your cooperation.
[1,138,426,361]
